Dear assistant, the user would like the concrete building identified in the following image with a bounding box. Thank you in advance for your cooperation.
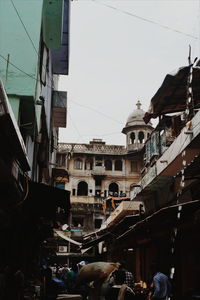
[0,0,70,183]
[55,101,153,260]
[82,60,200,300]
[0,0,71,291]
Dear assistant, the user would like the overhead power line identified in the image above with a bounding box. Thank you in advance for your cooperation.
[0,53,123,140]
[0,53,122,128]
[0,53,38,81]
[70,99,124,125]
[10,0,39,55]
[91,0,198,40]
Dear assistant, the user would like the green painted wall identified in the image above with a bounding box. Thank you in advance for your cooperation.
[0,0,43,97]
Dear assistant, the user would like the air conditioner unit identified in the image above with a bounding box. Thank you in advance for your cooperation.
[58,246,68,253]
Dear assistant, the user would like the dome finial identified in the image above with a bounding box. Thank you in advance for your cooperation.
[136,100,141,110]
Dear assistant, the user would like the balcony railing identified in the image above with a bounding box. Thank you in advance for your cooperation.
[70,196,103,204]
[91,166,106,176]
[58,143,126,155]
[127,143,144,152]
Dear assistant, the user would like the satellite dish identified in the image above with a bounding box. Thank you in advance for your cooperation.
[62,224,69,231]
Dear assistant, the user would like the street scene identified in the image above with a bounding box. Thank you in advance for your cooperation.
[0,1,200,299]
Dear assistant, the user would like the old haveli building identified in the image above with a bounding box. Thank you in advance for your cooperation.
[54,101,153,259]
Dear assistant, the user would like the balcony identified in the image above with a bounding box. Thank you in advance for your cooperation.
[127,143,144,152]
[70,196,103,205]
[91,166,106,177]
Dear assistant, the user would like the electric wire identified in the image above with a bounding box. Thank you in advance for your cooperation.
[10,0,53,88]
[0,52,123,139]
[69,99,124,125]
[91,0,198,40]
[2,52,200,145]
[67,110,84,143]
[0,53,38,81]
[10,0,39,55]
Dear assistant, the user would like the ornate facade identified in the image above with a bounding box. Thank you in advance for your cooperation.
[55,102,153,259]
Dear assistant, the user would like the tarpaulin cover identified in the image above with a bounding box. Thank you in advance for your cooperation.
[144,61,200,123]
[54,229,81,246]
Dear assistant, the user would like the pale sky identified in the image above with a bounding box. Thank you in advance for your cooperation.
[58,0,200,145]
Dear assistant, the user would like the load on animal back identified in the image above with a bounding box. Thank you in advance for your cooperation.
[76,261,120,286]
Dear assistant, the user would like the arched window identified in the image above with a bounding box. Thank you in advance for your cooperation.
[74,158,83,170]
[77,181,88,196]
[130,132,135,144]
[115,160,122,171]
[108,182,119,196]
[105,159,112,170]
[138,131,144,143]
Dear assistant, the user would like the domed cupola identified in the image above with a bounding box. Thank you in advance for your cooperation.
[122,101,153,152]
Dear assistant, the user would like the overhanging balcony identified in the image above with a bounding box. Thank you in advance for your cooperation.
[91,166,106,178]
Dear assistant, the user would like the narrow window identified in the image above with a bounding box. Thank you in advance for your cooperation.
[138,131,144,143]
[115,160,122,171]
[105,159,112,170]
[130,132,135,144]
[85,159,93,170]
[95,178,102,186]
[74,158,83,170]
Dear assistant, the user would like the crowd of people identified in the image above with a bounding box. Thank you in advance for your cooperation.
[42,260,171,300]
[43,261,89,299]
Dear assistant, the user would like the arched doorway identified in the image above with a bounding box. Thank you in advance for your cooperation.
[108,182,119,196]
[77,181,88,196]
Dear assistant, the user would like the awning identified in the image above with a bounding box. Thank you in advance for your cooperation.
[144,60,200,123]
[54,229,82,246]
[24,181,71,219]
[81,232,111,249]
[81,215,140,249]
[52,168,69,182]
[175,154,200,180]
[117,200,200,242]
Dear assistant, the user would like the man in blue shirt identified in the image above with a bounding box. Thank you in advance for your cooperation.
[151,264,171,300]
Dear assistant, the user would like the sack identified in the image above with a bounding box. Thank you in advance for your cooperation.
[76,262,120,286]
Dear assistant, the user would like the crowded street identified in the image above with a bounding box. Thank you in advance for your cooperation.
[0,0,200,299]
